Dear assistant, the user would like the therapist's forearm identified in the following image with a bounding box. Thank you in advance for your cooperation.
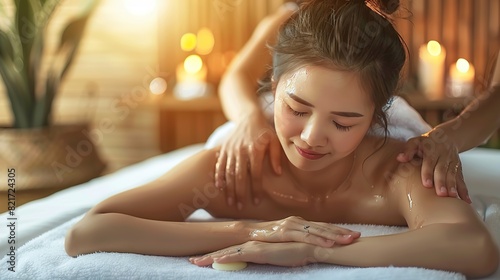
[219,69,265,123]
[432,85,500,152]
[219,5,296,123]
[430,51,500,152]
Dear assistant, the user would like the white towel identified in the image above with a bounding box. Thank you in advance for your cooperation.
[4,201,500,280]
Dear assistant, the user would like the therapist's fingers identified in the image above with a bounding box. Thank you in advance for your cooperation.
[431,157,449,196]
[249,143,265,205]
[397,137,421,163]
[234,149,249,210]
[215,151,227,191]
[421,152,438,190]
[225,156,236,206]
[455,167,472,203]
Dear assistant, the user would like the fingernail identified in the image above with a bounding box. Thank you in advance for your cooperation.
[398,153,405,158]
[227,197,233,205]
[450,187,457,196]
[237,202,243,210]
[254,198,260,205]
[343,234,352,238]
[440,187,447,195]
[425,179,433,187]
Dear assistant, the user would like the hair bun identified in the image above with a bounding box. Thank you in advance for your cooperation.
[373,0,400,14]
[375,0,399,15]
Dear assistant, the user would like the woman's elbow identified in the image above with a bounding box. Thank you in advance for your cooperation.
[479,240,499,277]
[64,225,80,257]
[466,231,499,278]
[64,213,100,257]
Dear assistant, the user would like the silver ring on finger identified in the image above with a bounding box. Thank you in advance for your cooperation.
[304,225,310,233]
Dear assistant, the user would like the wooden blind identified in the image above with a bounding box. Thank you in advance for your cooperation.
[395,0,500,90]
[1,0,498,172]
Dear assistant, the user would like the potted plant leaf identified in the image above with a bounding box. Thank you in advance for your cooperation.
[0,0,105,202]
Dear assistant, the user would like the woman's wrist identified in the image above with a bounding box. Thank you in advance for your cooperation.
[310,245,331,264]
[238,221,255,242]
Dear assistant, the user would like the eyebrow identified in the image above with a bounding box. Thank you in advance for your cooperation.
[286,91,364,117]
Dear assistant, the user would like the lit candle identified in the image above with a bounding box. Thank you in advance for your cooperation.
[418,40,446,99]
[174,55,212,99]
[447,58,475,98]
[176,55,207,83]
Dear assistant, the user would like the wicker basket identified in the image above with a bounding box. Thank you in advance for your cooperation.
[0,124,106,191]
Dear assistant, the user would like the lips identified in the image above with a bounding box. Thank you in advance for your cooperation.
[295,145,326,160]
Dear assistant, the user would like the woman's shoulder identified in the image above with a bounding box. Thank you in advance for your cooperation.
[357,135,422,189]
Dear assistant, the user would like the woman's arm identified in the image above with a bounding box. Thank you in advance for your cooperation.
[65,149,358,257]
[315,161,499,277]
[65,150,250,256]
[199,161,499,277]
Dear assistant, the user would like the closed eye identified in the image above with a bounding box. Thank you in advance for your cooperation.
[334,122,351,132]
[285,104,307,117]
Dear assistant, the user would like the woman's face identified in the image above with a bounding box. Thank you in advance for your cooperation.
[274,65,374,171]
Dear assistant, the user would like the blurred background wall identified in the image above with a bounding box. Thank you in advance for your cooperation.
[0,0,498,172]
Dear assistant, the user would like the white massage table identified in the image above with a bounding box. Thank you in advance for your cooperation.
[0,144,498,279]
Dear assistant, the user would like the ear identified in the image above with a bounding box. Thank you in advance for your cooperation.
[271,76,278,95]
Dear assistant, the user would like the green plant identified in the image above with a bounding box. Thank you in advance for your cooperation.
[0,0,98,128]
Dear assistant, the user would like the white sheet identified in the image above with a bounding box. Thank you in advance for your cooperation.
[0,145,499,279]
[0,210,469,280]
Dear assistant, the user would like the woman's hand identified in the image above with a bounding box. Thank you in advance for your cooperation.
[190,241,319,267]
[215,113,282,209]
[248,216,360,247]
[190,216,360,267]
[397,131,471,203]
[246,216,360,248]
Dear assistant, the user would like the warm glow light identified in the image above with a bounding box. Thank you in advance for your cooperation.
[181,33,197,52]
[124,0,156,16]
[184,55,203,74]
[456,58,470,73]
[149,77,167,95]
[196,28,215,55]
[427,40,442,56]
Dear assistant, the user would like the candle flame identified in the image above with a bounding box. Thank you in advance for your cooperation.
[427,40,442,56]
[456,58,470,73]
[196,28,215,55]
[184,55,203,74]
[180,33,197,52]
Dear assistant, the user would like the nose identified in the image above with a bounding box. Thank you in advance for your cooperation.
[300,116,327,147]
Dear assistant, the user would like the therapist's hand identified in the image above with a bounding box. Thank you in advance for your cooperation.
[397,131,471,203]
[215,113,282,209]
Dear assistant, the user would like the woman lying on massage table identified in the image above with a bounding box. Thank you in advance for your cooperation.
[64,0,499,277]
[216,0,500,209]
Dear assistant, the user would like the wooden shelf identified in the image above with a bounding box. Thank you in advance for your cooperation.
[402,93,470,127]
[158,95,227,153]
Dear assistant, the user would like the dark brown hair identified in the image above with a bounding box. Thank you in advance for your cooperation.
[264,0,406,136]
